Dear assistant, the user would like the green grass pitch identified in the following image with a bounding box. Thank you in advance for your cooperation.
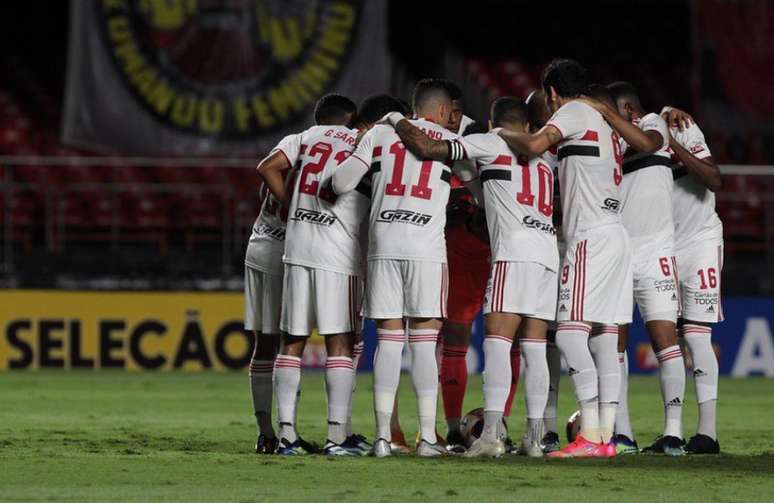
[1,371,773,502]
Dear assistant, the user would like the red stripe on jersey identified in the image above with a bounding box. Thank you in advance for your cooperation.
[495,262,506,313]
[492,154,512,166]
[300,144,307,154]
[717,245,724,320]
[580,130,599,141]
[571,242,582,320]
[492,262,503,313]
[580,241,587,320]
[373,146,382,157]
[671,256,682,312]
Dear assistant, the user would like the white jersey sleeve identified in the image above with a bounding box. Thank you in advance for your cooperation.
[332,128,375,194]
[672,122,712,160]
[638,113,669,150]
[272,133,303,168]
[670,122,721,246]
[546,102,588,140]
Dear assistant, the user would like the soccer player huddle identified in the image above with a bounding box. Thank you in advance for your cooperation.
[244,58,724,459]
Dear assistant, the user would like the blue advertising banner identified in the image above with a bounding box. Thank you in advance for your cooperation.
[358,297,774,377]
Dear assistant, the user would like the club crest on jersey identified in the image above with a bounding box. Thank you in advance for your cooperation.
[376,209,432,226]
[291,208,337,226]
[522,216,556,235]
[600,197,621,213]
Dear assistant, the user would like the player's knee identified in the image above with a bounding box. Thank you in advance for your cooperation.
[280,334,307,357]
[645,319,679,350]
[324,333,355,357]
[442,320,472,346]
[253,332,280,360]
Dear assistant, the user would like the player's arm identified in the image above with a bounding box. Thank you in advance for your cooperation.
[669,137,722,192]
[332,129,375,194]
[497,125,561,156]
[256,151,293,206]
[380,112,466,162]
[579,98,662,153]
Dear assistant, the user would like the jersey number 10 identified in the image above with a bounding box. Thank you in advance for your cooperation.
[516,156,554,217]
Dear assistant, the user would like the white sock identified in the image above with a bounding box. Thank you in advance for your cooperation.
[544,339,561,434]
[346,340,364,437]
[589,328,620,443]
[274,355,301,443]
[520,338,549,420]
[683,325,718,439]
[249,358,275,438]
[556,323,598,441]
[615,351,634,440]
[325,356,354,444]
[579,398,600,443]
[373,329,404,442]
[656,345,685,439]
[482,335,512,441]
[409,328,439,444]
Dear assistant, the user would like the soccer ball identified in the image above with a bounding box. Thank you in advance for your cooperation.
[460,407,508,447]
[460,408,485,447]
[566,409,581,443]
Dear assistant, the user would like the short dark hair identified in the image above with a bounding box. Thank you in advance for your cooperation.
[314,93,356,125]
[541,58,589,98]
[490,96,527,128]
[585,83,617,109]
[357,94,407,126]
[412,78,452,113]
[462,121,488,136]
[606,81,641,107]
[525,89,550,129]
[439,79,464,103]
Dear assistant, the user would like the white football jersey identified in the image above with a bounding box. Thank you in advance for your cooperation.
[670,122,723,246]
[281,125,370,277]
[461,132,559,271]
[546,101,625,238]
[348,119,463,263]
[245,135,297,273]
[619,113,674,245]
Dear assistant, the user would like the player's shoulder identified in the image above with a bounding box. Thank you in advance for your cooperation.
[670,121,706,141]
[410,118,457,139]
[364,124,397,141]
[465,131,505,150]
[640,112,667,128]
[555,99,592,116]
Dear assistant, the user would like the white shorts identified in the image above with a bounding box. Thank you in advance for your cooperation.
[632,242,679,323]
[675,239,724,323]
[365,259,448,319]
[484,261,558,321]
[280,264,362,336]
[244,265,283,334]
[557,224,633,325]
